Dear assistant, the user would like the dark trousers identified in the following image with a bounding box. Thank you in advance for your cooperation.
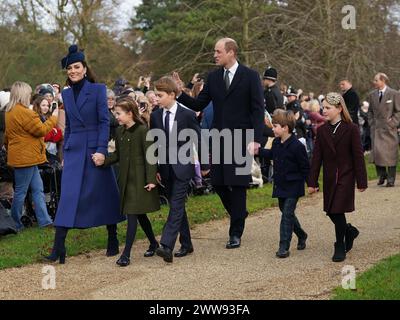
[160,166,192,251]
[278,198,306,250]
[376,165,397,183]
[214,185,247,238]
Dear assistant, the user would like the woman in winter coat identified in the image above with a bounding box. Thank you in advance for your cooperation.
[5,81,57,230]
[44,45,124,264]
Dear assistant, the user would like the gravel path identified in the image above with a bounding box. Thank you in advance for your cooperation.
[0,179,399,300]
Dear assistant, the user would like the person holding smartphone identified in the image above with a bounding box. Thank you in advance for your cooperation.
[137,96,151,126]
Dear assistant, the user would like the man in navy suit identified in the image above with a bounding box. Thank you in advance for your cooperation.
[176,38,265,249]
[150,77,209,262]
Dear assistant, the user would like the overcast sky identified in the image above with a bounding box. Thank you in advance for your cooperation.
[120,0,142,26]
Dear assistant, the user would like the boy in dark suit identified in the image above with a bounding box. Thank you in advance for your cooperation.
[253,109,310,258]
[150,77,209,263]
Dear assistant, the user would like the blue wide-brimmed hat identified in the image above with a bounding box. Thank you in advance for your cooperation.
[61,44,85,69]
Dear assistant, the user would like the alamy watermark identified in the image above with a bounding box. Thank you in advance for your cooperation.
[341,265,356,290]
[146,126,256,176]
[342,5,356,30]
[42,265,56,290]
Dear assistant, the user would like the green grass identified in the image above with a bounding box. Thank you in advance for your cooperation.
[0,157,398,271]
[330,154,400,300]
[332,254,400,300]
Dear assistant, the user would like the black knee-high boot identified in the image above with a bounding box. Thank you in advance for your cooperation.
[44,227,68,264]
[345,223,359,252]
[328,214,346,262]
[106,224,119,257]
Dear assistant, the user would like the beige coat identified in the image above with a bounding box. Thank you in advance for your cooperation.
[367,86,400,166]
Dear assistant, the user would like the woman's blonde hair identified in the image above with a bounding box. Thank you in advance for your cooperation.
[324,92,352,123]
[310,100,321,113]
[6,81,32,112]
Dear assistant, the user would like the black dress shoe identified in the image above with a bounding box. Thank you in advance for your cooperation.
[116,255,130,267]
[144,243,159,257]
[377,176,387,186]
[386,182,395,187]
[156,245,173,263]
[226,236,241,249]
[174,246,194,258]
[297,233,308,250]
[275,249,290,258]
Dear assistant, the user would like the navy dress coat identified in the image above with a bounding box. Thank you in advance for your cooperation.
[259,135,310,199]
[54,80,125,228]
[178,64,265,186]
[150,104,208,181]
[307,122,368,214]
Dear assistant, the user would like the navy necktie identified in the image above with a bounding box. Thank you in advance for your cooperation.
[164,110,171,143]
[379,91,383,103]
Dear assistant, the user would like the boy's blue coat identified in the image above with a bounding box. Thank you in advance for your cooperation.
[259,134,310,198]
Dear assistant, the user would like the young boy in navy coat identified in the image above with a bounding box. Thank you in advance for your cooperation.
[253,109,310,258]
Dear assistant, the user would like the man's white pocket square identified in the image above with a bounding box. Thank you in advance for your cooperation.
[386,100,393,103]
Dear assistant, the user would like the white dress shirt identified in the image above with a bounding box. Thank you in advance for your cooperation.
[379,86,387,99]
[224,61,239,84]
[162,102,178,133]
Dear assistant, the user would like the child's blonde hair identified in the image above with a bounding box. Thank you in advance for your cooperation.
[272,109,296,132]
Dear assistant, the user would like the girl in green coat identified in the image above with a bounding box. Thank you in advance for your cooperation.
[96,97,160,267]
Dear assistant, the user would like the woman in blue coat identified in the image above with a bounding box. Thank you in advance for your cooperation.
[45,45,124,264]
